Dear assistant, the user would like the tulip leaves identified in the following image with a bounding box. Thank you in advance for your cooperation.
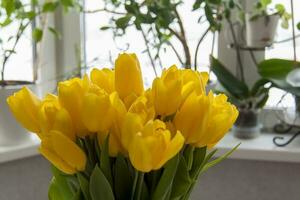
[152,154,180,200]
[90,165,115,200]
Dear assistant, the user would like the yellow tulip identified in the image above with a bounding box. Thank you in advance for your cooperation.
[115,53,144,100]
[39,130,86,174]
[81,89,114,133]
[38,94,75,140]
[128,120,184,172]
[181,70,208,102]
[7,87,41,133]
[58,77,89,137]
[128,95,155,124]
[91,68,115,94]
[152,66,182,116]
[174,92,238,148]
[97,92,127,156]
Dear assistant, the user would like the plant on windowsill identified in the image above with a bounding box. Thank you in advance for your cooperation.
[244,0,291,48]
[0,0,80,146]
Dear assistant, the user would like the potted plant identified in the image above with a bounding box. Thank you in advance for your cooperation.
[0,0,78,146]
[245,0,291,47]
[211,56,272,138]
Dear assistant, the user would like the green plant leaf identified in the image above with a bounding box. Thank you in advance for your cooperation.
[201,143,240,174]
[77,173,91,200]
[255,93,269,109]
[90,165,115,200]
[48,27,61,39]
[152,154,179,200]
[115,15,132,30]
[32,28,43,42]
[250,78,270,96]
[100,136,113,186]
[258,59,300,96]
[189,146,206,178]
[114,155,133,200]
[210,56,249,99]
[170,155,192,199]
[42,2,59,12]
[297,22,300,30]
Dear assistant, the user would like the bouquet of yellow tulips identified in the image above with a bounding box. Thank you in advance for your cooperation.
[7,53,238,200]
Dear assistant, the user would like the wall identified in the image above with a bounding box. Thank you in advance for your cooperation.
[0,156,300,200]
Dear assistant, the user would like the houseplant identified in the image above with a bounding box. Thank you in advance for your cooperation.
[245,0,291,47]
[7,53,239,199]
[211,56,271,138]
[0,0,79,145]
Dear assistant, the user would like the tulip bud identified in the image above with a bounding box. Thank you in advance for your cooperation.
[82,91,114,133]
[39,130,87,174]
[7,87,41,133]
[91,68,115,94]
[38,94,75,140]
[174,92,238,148]
[152,66,182,116]
[128,120,184,172]
[115,53,144,100]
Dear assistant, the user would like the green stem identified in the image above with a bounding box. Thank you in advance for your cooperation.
[135,172,144,200]
[131,170,139,200]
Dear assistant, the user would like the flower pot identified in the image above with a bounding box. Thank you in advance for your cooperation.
[245,13,279,48]
[0,84,36,146]
[232,109,261,139]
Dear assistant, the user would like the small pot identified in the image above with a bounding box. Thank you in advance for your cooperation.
[0,83,36,146]
[245,13,279,48]
[233,109,261,139]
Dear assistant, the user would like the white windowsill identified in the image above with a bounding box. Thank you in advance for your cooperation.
[1,131,300,164]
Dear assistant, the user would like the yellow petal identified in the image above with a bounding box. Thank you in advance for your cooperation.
[91,68,115,94]
[49,131,87,172]
[82,93,114,132]
[7,87,41,133]
[115,53,144,99]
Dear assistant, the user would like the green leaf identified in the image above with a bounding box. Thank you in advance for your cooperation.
[152,154,179,200]
[193,0,205,10]
[0,17,12,27]
[170,155,192,199]
[114,155,133,200]
[297,22,300,30]
[49,167,78,200]
[100,136,113,186]
[42,2,59,12]
[100,26,110,31]
[258,59,300,96]
[77,173,91,200]
[32,28,43,42]
[250,78,270,96]
[201,144,240,173]
[115,15,132,30]
[48,27,61,39]
[210,56,249,99]
[183,145,194,170]
[90,165,115,200]
[189,146,206,178]
[255,93,269,109]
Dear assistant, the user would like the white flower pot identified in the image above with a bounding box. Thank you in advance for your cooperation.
[245,13,279,48]
[0,85,36,146]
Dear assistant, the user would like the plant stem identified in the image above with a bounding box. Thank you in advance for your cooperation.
[194,26,211,70]
[83,8,125,15]
[227,18,245,82]
[131,170,139,200]
[140,27,158,76]
[1,21,30,84]
[290,0,297,62]
[135,172,144,200]
[167,41,184,65]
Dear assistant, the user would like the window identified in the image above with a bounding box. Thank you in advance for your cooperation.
[0,0,34,82]
[265,0,300,108]
[83,0,217,87]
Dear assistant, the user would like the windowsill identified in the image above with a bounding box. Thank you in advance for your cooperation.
[0,131,300,164]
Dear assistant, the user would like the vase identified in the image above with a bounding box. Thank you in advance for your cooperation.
[245,13,279,48]
[232,109,261,139]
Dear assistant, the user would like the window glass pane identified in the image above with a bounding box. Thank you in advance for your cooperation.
[0,0,34,82]
[83,1,217,86]
[264,0,300,108]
